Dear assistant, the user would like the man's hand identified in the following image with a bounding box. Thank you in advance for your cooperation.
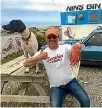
[39,48,48,60]
[23,48,48,67]
[70,42,82,65]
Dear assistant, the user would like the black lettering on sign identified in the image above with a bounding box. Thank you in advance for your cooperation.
[79,4,84,10]
[66,4,84,11]
[87,3,101,9]
[66,6,74,11]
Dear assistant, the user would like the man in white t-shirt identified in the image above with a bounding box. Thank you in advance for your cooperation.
[23,28,90,107]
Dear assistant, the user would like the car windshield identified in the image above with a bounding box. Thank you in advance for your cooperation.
[85,32,102,46]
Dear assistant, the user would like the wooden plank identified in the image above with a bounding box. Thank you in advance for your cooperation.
[10,67,46,79]
[1,81,7,94]
[1,95,69,103]
[11,66,36,77]
[15,67,35,76]
[11,65,46,77]
[1,55,25,69]
[1,82,5,93]
[11,66,26,76]
[28,69,47,77]
[18,82,29,95]
[34,83,46,96]
[71,61,80,79]
[1,59,25,75]
[1,75,43,83]
[15,68,47,77]
[1,95,50,103]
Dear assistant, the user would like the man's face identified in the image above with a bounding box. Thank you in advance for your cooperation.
[46,34,59,49]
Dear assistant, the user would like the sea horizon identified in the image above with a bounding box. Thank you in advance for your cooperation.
[1,21,61,30]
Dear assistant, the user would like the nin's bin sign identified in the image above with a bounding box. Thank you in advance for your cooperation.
[60,3,102,40]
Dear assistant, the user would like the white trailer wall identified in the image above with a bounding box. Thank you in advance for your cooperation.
[0,33,22,59]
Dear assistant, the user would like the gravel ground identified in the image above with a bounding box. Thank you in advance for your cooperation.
[1,65,102,107]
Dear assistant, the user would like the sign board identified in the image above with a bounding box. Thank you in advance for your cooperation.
[66,3,102,11]
[60,8,102,40]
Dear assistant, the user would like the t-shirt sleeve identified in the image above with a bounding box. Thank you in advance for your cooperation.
[64,44,72,55]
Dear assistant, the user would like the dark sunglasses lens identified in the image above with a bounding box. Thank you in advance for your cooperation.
[47,36,51,39]
[47,35,57,39]
[52,36,56,39]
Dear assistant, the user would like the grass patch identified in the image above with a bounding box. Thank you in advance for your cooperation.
[1,50,24,64]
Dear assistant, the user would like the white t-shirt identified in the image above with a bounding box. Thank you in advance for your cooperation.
[34,44,75,88]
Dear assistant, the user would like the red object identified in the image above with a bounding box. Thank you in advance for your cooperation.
[70,43,81,65]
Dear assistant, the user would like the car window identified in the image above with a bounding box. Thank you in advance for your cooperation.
[97,32,102,46]
[86,32,101,46]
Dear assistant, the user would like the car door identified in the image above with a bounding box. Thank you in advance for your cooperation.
[81,32,102,63]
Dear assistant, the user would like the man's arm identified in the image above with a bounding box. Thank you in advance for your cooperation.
[23,55,42,67]
[23,49,48,67]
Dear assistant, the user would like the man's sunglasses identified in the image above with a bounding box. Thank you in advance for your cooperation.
[47,35,58,39]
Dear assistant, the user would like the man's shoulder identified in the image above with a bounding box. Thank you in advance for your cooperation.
[59,44,72,52]
[43,47,49,52]
[59,44,71,48]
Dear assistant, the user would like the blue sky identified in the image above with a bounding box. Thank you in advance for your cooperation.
[1,8,60,28]
[1,0,101,28]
